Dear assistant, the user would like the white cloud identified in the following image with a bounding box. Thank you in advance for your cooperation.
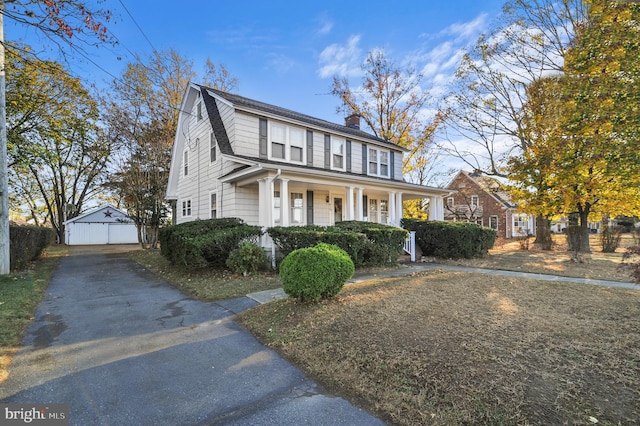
[317,35,363,78]
[316,14,334,36]
[439,13,488,43]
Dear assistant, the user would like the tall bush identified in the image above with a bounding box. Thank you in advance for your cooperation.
[599,224,623,253]
[402,219,496,259]
[158,218,262,268]
[10,225,56,270]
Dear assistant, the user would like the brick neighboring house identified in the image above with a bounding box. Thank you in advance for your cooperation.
[444,171,535,238]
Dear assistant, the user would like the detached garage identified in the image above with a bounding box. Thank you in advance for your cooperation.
[65,205,138,245]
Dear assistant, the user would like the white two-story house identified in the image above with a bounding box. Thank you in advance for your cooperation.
[166,83,449,244]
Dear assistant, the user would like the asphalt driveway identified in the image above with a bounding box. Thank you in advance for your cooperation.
[0,246,383,425]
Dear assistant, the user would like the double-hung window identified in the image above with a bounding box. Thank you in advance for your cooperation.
[182,200,192,217]
[332,138,345,170]
[210,193,217,219]
[289,128,304,162]
[210,132,217,163]
[271,124,286,159]
[471,195,479,208]
[183,151,189,176]
[290,193,304,224]
[269,123,305,163]
[368,148,389,177]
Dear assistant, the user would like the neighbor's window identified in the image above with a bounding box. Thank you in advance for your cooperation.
[182,200,192,217]
[514,213,529,234]
[332,138,345,170]
[470,195,479,208]
[210,193,217,219]
[446,197,454,208]
[490,215,498,230]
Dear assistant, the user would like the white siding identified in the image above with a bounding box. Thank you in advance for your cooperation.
[234,113,259,157]
[350,140,362,174]
[313,132,325,167]
[393,151,403,180]
[313,191,332,226]
[226,186,260,225]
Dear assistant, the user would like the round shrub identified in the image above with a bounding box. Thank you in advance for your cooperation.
[226,242,267,276]
[280,243,355,302]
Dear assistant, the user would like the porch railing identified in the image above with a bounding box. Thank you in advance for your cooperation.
[403,231,416,262]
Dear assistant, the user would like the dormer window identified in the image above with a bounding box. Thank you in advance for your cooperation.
[269,122,305,163]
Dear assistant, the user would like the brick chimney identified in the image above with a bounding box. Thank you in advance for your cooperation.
[345,113,360,129]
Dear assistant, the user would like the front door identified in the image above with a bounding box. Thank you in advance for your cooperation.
[334,197,343,223]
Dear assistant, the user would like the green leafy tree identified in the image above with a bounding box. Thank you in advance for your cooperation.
[104,48,196,248]
[6,48,109,243]
[508,0,640,253]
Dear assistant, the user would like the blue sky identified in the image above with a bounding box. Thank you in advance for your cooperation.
[8,0,505,125]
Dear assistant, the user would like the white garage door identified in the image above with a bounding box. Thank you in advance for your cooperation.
[68,223,108,245]
[108,223,138,244]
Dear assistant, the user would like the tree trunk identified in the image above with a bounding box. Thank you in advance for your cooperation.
[578,209,591,253]
[533,215,553,250]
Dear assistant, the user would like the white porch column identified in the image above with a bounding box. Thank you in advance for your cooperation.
[429,196,444,221]
[356,187,364,221]
[395,192,403,227]
[265,177,275,226]
[280,178,290,226]
[346,186,355,221]
[258,178,272,227]
[389,191,396,226]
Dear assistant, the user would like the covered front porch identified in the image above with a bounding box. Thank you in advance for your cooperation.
[220,165,449,229]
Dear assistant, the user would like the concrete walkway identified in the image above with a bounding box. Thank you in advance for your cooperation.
[248,262,638,303]
[0,246,383,425]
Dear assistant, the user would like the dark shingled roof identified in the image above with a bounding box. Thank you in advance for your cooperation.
[198,84,394,147]
[200,87,234,156]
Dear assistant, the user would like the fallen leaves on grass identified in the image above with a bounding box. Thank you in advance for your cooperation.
[238,271,640,425]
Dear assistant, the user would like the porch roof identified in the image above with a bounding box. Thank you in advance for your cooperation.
[219,154,452,199]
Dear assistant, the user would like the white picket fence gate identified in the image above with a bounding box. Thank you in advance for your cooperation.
[403,231,416,262]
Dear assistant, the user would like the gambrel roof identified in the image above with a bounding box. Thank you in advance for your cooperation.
[200,85,398,148]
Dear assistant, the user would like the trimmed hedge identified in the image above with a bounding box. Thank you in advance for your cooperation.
[334,221,407,265]
[402,219,496,259]
[268,222,406,266]
[280,243,354,301]
[10,225,56,271]
[158,218,263,268]
[267,226,368,266]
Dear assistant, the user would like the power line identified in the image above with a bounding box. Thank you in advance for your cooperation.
[117,0,159,55]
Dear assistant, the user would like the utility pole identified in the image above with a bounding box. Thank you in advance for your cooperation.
[0,0,10,274]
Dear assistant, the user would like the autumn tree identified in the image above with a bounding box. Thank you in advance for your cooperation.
[6,47,109,243]
[0,0,114,273]
[104,48,196,248]
[203,58,238,93]
[443,0,588,249]
[507,0,640,253]
[330,50,442,219]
